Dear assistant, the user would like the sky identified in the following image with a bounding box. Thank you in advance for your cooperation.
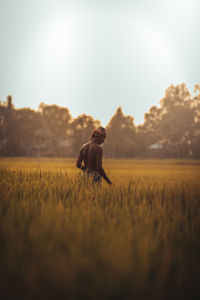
[0,0,200,126]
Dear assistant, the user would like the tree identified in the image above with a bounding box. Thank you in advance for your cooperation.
[135,83,198,158]
[105,107,136,158]
[0,105,42,156]
[190,85,200,158]
[70,114,101,156]
[135,105,162,156]
[38,103,72,155]
[158,84,195,158]
[7,95,14,109]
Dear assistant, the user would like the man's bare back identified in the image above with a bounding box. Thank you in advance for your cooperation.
[76,127,112,185]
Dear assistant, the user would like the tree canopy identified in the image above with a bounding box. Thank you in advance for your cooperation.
[0,83,200,158]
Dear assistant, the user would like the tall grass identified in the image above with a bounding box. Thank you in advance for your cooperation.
[0,158,200,299]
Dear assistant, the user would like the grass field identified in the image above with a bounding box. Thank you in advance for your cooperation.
[0,158,200,300]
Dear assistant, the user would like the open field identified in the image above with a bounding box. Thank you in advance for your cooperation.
[0,158,200,299]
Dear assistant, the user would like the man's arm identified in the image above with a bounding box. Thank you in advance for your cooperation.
[76,149,83,169]
[96,146,112,184]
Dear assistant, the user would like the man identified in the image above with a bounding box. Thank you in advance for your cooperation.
[76,127,112,185]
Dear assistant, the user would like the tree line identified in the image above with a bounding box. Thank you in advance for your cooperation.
[0,83,200,158]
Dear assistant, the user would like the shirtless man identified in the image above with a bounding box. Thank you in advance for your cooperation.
[76,127,112,185]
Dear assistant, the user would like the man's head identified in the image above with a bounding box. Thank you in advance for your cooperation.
[91,127,106,144]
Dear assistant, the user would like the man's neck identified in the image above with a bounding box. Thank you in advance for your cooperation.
[91,138,100,144]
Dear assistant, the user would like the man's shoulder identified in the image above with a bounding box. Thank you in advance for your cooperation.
[80,141,91,151]
[89,143,102,152]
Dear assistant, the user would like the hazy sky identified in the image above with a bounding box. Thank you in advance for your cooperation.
[0,0,200,125]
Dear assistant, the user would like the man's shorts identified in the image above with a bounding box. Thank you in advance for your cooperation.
[86,169,101,184]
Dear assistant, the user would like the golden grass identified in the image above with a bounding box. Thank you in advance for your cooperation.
[0,158,200,299]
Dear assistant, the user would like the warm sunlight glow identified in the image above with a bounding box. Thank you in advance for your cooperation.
[35,16,81,69]
[2,0,198,125]
[136,23,172,63]
[131,20,179,79]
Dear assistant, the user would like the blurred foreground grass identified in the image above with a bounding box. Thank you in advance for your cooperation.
[0,158,200,300]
